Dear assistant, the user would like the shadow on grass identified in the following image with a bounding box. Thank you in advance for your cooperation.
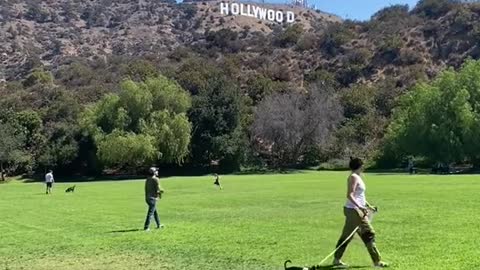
[21,175,146,183]
[233,169,308,175]
[286,264,369,270]
[318,266,369,269]
[107,228,142,233]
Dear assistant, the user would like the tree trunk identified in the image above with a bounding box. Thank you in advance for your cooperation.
[1,162,5,181]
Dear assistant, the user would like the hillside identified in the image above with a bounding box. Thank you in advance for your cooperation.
[0,0,339,81]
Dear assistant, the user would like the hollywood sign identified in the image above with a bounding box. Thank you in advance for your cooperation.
[220,2,295,23]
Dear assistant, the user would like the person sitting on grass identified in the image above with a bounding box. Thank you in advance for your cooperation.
[45,170,54,194]
[332,157,389,268]
[213,173,223,190]
[144,167,164,231]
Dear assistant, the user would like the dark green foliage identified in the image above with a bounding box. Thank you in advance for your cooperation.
[188,75,244,171]
[126,60,159,82]
[274,24,304,47]
[179,4,197,20]
[414,0,459,18]
[318,23,355,56]
[0,122,27,180]
[24,2,50,23]
[205,29,240,52]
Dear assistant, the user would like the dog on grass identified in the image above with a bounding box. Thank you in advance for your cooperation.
[65,185,76,193]
[284,260,312,270]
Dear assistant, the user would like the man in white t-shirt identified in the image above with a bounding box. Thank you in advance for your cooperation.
[45,170,54,194]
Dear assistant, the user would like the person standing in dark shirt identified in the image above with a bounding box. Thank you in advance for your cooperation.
[144,167,164,231]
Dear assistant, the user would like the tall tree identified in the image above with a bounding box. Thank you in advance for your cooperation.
[188,75,244,170]
[0,122,26,180]
[251,84,343,168]
[382,59,480,166]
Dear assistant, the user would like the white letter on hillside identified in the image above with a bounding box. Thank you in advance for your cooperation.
[220,3,229,15]
[286,11,295,23]
[240,4,248,16]
[267,9,275,21]
[252,6,260,18]
[275,11,283,23]
[246,4,253,17]
[258,8,267,20]
[231,3,239,15]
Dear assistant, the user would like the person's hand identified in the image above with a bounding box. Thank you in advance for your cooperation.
[360,207,369,217]
[368,205,378,213]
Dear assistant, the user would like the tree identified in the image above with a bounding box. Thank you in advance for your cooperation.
[251,84,343,168]
[381,59,480,166]
[98,132,157,168]
[188,75,244,170]
[81,76,192,170]
[0,122,26,180]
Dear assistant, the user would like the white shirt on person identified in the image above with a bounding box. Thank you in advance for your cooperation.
[45,173,54,183]
[345,173,366,209]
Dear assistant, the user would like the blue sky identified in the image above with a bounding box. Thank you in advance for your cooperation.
[313,0,420,21]
[272,0,420,21]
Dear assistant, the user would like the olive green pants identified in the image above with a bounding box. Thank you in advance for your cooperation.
[334,207,382,263]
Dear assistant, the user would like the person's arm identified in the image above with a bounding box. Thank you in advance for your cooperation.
[155,177,164,196]
[347,175,368,216]
[365,201,377,212]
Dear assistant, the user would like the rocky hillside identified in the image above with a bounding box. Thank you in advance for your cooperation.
[0,0,339,80]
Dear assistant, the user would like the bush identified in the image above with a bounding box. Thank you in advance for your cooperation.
[397,49,424,65]
[319,23,355,56]
[274,24,304,47]
[205,29,239,52]
[346,48,373,66]
[413,0,458,18]
[179,4,197,19]
[296,32,317,51]
[318,158,349,170]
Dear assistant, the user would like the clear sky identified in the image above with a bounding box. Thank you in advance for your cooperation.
[273,0,421,21]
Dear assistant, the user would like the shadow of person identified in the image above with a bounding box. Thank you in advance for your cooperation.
[107,228,142,233]
[315,266,370,269]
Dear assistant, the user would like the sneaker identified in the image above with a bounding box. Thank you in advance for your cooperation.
[374,261,389,268]
[332,259,348,268]
[144,228,150,232]
[156,224,165,229]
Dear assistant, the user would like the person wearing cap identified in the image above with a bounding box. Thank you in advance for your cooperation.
[144,167,164,231]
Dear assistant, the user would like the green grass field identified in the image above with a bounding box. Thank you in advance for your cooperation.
[1,171,479,270]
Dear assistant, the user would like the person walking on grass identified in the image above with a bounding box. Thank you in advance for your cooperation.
[213,173,223,190]
[45,170,54,194]
[144,167,164,231]
[332,157,389,268]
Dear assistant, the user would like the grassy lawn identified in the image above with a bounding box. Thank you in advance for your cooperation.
[0,171,479,269]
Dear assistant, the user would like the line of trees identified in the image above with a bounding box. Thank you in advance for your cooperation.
[0,59,343,178]
[3,56,480,179]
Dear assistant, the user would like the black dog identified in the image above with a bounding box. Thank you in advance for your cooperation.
[284,260,311,270]
[65,185,76,193]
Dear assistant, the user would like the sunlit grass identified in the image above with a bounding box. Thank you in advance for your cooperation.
[0,171,479,269]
